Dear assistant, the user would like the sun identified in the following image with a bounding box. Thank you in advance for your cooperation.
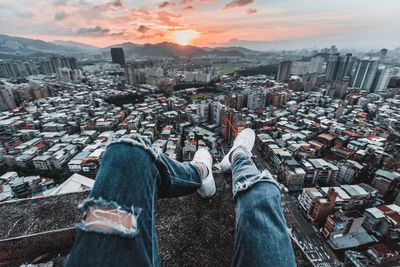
[172,30,200,46]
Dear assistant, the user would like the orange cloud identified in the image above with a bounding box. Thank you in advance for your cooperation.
[159,1,175,8]
[246,8,257,14]
[183,5,194,10]
[137,25,150,33]
[223,0,254,9]
[158,11,183,27]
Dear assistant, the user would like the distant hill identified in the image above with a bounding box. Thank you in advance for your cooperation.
[0,34,103,60]
[105,42,143,58]
[52,40,99,52]
[205,46,258,55]
[105,42,141,50]
[105,42,252,58]
[136,42,206,57]
[0,34,77,56]
[0,34,260,60]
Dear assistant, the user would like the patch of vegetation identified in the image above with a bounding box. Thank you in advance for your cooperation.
[174,83,206,91]
[105,93,145,106]
[235,64,279,77]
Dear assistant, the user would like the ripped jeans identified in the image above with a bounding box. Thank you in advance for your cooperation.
[231,153,296,267]
[65,136,296,267]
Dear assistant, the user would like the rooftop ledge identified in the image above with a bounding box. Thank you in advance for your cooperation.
[0,172,306,266]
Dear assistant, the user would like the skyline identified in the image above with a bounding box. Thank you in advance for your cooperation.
[0,0,400,50]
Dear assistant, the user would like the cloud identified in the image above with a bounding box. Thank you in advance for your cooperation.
[110,0,123,7]
[183,5,194,10]
[181,0,216,3]
[223,0,254,9]
[179,0,215,11]
[158,11,182,27]
[246,8,257,14]
[54,11,67,21]
[137,25,150,33]
[54,0,67,5]
[135,31,165,40]
[110,32,124,36]
[75,26,110,35]
[159,1,174,8]
[75,0,123,9]
[14,10,34,18]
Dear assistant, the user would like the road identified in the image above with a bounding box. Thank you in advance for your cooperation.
[282,194,340,267]
[250,147,341,267]
[251,147,275,174]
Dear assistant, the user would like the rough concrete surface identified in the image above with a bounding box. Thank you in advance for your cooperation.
[156,172,235,267]
[0,172,309,266]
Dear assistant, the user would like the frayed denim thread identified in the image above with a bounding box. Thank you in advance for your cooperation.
[77,197,142,238]
[233,169,282,197]
[106,134,161,160]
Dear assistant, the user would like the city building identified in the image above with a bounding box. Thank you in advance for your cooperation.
[325,54,339,82]
[45,173,93,196]
[351,59,379,91]
[336,53,355,81]
[277,61,292,82]
[372,169,400,198]
[279,159,306,191]
[291,61,309,76]
[307,56,325,74]
[247,90,266,110]
[0,86,16,111]
[373,67,400,93]
[336,160,365,184]
[110,47,126,67]
[125,65,146,84]
[323,210,375,250]
[344,250,371,266]
[301,158,338,186]
[363,204,400,240]
[367,244,400,265]
[310,188,338,225]
[298,187,324,214]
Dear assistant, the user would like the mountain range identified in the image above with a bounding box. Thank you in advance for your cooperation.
[0,34,261,60]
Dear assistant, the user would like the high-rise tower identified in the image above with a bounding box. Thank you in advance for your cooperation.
[111,48,126,67]
[351,59,379,91]
[276,61,292,82]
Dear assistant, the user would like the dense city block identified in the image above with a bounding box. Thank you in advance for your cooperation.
[1,37,400,266]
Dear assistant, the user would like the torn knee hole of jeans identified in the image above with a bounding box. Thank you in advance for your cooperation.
[233,170,281,197]
[77,197,141,238]
[106,133,161,159]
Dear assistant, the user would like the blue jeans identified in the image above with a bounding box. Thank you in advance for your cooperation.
[65,136,296,267]
[231,153,296,266]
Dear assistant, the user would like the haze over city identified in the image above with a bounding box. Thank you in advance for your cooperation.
[0,0,399,50]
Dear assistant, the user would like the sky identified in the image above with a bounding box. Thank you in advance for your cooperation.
[0,0,399,50]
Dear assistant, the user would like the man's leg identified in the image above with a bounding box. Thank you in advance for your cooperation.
[65,136,208,267]
[231,150,296,267]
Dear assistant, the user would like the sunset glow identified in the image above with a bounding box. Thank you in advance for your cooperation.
[0,0,399,49]
[172,30,200,46]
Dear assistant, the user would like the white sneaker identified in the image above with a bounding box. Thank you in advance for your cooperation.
[219,128,255,172]
[191,148,216,198]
